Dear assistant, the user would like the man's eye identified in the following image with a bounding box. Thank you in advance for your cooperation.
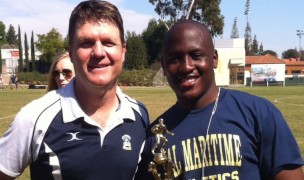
[80,41,94,48]
[102,41,115,47]
[166,57,179,64]
[191,53,202,60]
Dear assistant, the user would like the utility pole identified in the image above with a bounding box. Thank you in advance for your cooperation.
[296,30,304,60]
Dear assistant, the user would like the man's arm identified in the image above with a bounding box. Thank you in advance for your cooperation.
[273,167,304,180]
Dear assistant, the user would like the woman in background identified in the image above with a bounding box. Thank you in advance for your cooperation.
[47,52,75,92]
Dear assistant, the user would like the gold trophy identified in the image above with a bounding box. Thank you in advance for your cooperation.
[148,119,175,180]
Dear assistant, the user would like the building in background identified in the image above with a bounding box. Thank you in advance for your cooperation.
[283,58,304,86]
[214,38,246,86]
[1,49,19,74]
[245,54,285,86]
[283,58,304,76]
[1,48,41,75]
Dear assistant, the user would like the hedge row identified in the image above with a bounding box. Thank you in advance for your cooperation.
[17,69,158,86]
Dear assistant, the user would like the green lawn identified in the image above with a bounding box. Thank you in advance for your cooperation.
[0,86,303,179]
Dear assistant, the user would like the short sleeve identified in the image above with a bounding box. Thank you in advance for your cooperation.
[259,103,304,178]
[0,110,34,178]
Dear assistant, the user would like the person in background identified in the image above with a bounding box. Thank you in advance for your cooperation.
[135,19,304,180]
[0,74,3,89]
[0,1,149,179]
[9,74,18,89]
[47,52,75,92]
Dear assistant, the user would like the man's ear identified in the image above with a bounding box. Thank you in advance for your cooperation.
[122,43,127,63]
[213,49,218,69]
[68,46,74,64]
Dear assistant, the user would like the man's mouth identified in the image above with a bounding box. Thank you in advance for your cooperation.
[178,75,198,87]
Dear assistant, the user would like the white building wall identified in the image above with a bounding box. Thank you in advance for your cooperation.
[1,48,41,74]
[1,49,19,74]
[214,38,246,86]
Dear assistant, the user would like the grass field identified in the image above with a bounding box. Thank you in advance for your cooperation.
[0,86,303,179]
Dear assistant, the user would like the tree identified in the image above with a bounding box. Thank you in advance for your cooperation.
[142,19,167,65]
[300,50,304,61]
[0,21,5,73]
[282,49,299,59]
[35,28,65,63]
[31,31,36,71]
[251,35,258,55]
[24,32,30,72]
[149,0,190,29]
[63,37,69,50]
[262,50,277,57]
[149,0,224,37]
[230,17,239,38]
[0,21,6,44]
[125,32,148,70]
[244,0,252,56]
[258,43,263,55]
[244,22,252,55]
[199,0,224,37]
[244,0,250,17]
[18,25,23,73]
[6,24,17,46]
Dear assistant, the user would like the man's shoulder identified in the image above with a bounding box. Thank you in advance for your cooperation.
[117,87,149,120]
[123,94,149,120]
[8,90,62,137]
[222,88,278,114]
[18,90,61,118]
[223,88,270,103]
[125,95,147,111]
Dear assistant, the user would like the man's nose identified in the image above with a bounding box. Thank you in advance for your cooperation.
[180,55,195,72]
[91,41,106,57]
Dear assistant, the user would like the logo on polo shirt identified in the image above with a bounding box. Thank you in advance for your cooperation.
[66,132,82,141]
[122,134,132,150]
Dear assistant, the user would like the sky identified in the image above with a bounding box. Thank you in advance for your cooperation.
[0,0,303,58]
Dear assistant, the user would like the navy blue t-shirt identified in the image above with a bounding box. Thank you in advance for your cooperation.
[135,88,303,180]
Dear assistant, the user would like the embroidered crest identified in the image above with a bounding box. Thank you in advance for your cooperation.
[122,134,132,150]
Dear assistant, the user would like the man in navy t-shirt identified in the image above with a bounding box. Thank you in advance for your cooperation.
[135,20,304,180]
[0,1,149,179]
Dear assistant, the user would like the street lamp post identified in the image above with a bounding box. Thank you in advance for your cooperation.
[296,30,304,60]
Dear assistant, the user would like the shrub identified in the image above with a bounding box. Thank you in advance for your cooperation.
[119,69,157,86]
[17,72,48,85]
[17,69,157,86]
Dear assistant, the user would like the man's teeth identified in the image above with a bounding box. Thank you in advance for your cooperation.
[181,78,195,82]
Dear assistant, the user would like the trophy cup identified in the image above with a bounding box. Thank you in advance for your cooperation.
[148,119,175,180]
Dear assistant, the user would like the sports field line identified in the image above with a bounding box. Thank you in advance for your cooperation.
[274,97,304,106]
